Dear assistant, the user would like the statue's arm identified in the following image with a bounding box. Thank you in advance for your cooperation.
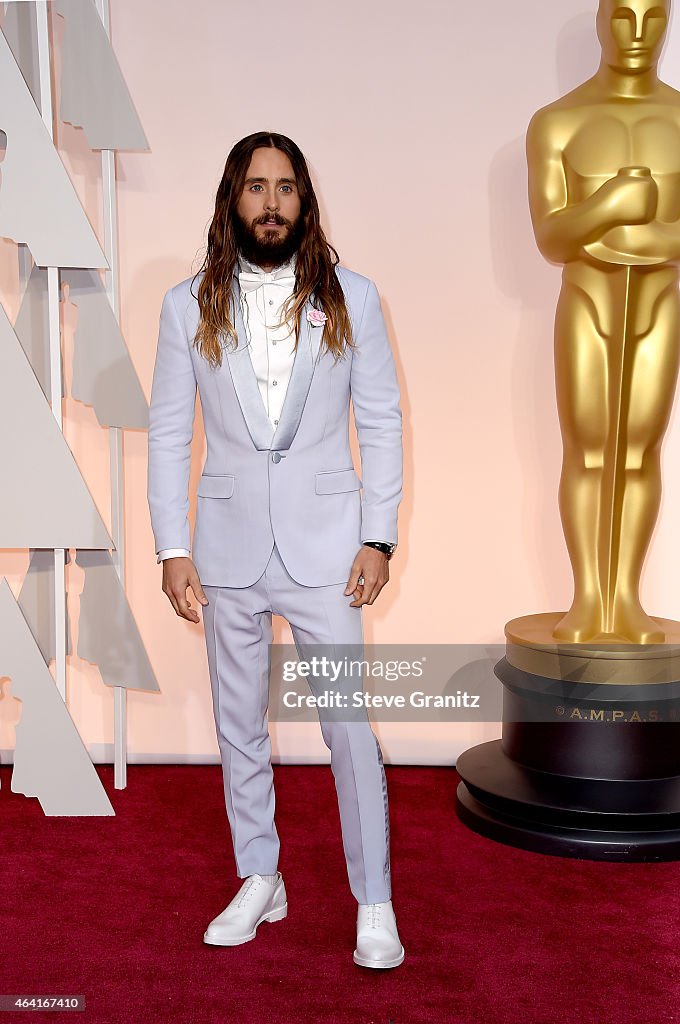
[615,218,680,262]
[526,111,656,264]
[594,108,680,264]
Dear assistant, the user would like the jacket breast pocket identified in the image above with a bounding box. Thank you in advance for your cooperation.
[314,468,362,494]
[197,474,235,498]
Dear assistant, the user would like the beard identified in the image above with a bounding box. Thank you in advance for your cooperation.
[233,210,305,267]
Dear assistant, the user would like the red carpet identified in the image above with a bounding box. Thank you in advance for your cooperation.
[2,763,678,1024]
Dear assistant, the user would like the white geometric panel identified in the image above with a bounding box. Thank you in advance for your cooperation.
[0,577,114,815]
[63,269,149,429]
[1,2,41,111]
[0,26,107,268]
[75,550,160,692]
[18,548,73,663]
[0,301,112,549]
[13,264,65,401]
[56,0,149,152]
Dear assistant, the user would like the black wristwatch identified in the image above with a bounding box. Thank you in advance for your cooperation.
[363,541,396,560]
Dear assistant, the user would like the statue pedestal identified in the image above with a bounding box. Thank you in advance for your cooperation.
[455,613,680,860]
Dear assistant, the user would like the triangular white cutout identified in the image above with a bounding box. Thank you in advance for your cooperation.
[0,577,114,816]
[0,26,107,268]
[0,300,112,549]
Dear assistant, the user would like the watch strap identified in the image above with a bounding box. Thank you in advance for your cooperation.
[363,541,395,560]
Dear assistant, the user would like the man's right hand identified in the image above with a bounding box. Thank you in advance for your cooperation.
[161,556,208,623]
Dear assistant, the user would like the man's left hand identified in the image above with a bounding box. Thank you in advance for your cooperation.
[344,546,390,607]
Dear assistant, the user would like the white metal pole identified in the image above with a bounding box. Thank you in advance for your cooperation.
[95,0,127,790]
[36,0,67,703]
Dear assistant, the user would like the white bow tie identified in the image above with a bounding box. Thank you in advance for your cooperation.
[237,268,296,295]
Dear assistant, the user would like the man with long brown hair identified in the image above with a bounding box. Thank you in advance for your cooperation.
[147,132,404,968]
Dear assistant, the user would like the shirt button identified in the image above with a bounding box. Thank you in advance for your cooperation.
[272,340,277,345]
[272,380,278,386]
[274,419,279,425]
[269,299,274,305]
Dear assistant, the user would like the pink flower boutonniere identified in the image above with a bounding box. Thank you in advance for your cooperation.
[307,308,328,327]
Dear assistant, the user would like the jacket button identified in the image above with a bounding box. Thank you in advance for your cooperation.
[271,451,282,463]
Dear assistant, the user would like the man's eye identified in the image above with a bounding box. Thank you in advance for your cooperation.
[280,185,292,192]
[250,184,263,192]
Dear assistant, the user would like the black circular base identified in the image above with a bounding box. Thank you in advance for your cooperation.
[456,740,680,861]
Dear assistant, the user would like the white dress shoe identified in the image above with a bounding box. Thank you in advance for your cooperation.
[203,872,287,946]
[353,899,405,969]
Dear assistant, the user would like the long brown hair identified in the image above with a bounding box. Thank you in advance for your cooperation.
[191,131,354,369]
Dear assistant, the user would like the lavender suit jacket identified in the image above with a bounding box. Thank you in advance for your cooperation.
[147,265,403,588]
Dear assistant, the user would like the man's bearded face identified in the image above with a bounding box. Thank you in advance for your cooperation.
[233,206,305,267]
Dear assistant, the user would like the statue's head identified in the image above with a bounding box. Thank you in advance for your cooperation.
[597,0,670,71]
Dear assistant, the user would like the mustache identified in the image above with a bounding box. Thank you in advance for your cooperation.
[257,214,288,226]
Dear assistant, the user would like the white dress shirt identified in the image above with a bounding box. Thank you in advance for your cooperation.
[157,251,389,563]
[236,250,298,429]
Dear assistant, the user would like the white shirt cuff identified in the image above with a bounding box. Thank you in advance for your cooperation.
[157,548,191,564]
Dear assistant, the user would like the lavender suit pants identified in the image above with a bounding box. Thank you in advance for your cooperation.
[201,541,392,906]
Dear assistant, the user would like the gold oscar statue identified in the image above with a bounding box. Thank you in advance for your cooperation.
[524,0,680,645]
[456,0,680,862]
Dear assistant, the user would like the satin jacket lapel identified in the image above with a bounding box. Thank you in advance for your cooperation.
[223,271,323,452]
[271,297,323,451]
[224,275,275,450]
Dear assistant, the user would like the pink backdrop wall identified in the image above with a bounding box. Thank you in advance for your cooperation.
[1,1,679,764]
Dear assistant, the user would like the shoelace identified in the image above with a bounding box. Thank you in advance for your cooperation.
[366,904,383,929]
[235,878,261,908]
